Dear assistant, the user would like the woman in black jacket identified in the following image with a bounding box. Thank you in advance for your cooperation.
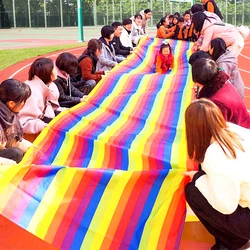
[54,52,87,108]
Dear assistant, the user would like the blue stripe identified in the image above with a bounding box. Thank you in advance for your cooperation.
[128,170,168,249]
[70,170,113,250]
[18,167,62,228]
[78,74,145,168]
[43,130,66,165]
[162,40,190,169]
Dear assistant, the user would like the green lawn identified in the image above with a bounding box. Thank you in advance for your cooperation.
[0,43,87,70]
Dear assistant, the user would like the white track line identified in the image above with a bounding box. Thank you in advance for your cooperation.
[9,47,84,78]
[240,54,250,60]
[239,68,250,74]
[9,63,32,78]
[245,86,250,90]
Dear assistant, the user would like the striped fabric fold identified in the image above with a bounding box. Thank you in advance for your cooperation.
[0,37,194,249]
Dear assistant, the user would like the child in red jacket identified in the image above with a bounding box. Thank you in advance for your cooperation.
[155,43,175,74]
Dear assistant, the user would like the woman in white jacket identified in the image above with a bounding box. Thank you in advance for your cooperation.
[120,18,133,49]
[184,98,250,250]
[130,14,145,47]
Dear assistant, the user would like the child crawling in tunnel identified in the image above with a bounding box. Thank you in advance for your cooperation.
[155,42,175,74]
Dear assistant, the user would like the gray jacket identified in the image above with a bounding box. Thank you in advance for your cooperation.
[216,50,245,98]
[96,41,117,72]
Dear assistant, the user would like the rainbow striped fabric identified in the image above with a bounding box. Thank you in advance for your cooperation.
[0,38,194,249]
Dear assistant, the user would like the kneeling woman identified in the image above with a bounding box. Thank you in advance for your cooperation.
[184,98,250,250]
[0,79,32,163]
[192,58,250,128]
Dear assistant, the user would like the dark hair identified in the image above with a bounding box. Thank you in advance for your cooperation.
[191,4,205,14]
[156,16,168,29]
[134,14,142,19]
[178,17,184,23]
[173,15,178,24]
[192,58,218,85]
[112,21,123,29]
[192,12,211,33]
[174,12,180,17]
[189,50,211,65]
[123,18,132,26]
[56,52,78,76]
[160,43,172,54]
[85,39,102,54]
[169,14,174,19]
[183,11,191,16]
[0,79,31,106]
[101,25,115,39]
[210,38,227,61]
[82,38,102,62]
[144,9,152,14]
[28,58,54,84]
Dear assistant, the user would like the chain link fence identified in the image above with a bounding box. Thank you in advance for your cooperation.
[0,0,249,28]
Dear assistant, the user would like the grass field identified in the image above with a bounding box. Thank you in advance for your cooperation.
[0,43,87,70]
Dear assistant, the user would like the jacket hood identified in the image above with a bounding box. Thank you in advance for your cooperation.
[0,101,23,141]
[56,67,68,80]
[0,101,15,125]
[216,50,237,66]
[198,70,229,98]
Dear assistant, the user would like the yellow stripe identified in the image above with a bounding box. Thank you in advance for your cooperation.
[139,43,194,248]
[0,165,30,213]
[130,38,158,74]
[52,74,130,165]
[138,170,183,250]
[0,164,29,194]
[27,167,76,238]
[128,73,173,170]
[128,41,182,171]
[88,73,155,169]
[80,171,132,249]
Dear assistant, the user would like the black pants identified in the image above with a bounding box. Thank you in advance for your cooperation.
[185,182,250,250]
[42,110,61,123]
[0,147,23,163]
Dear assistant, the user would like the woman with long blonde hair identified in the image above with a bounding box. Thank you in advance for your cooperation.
[183,98,250,250]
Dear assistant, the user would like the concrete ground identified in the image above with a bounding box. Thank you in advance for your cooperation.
[0,26,157,49]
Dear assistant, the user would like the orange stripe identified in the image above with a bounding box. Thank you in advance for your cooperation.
[50,170,92,247]
[157,178,187,249]
[99,172,142,250]
[44,171,83,243]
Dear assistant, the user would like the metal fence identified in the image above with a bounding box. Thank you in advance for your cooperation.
[0,0,249,28]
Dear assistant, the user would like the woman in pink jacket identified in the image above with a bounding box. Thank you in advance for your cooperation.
[192,12,244,57]
[19,58,62,134]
